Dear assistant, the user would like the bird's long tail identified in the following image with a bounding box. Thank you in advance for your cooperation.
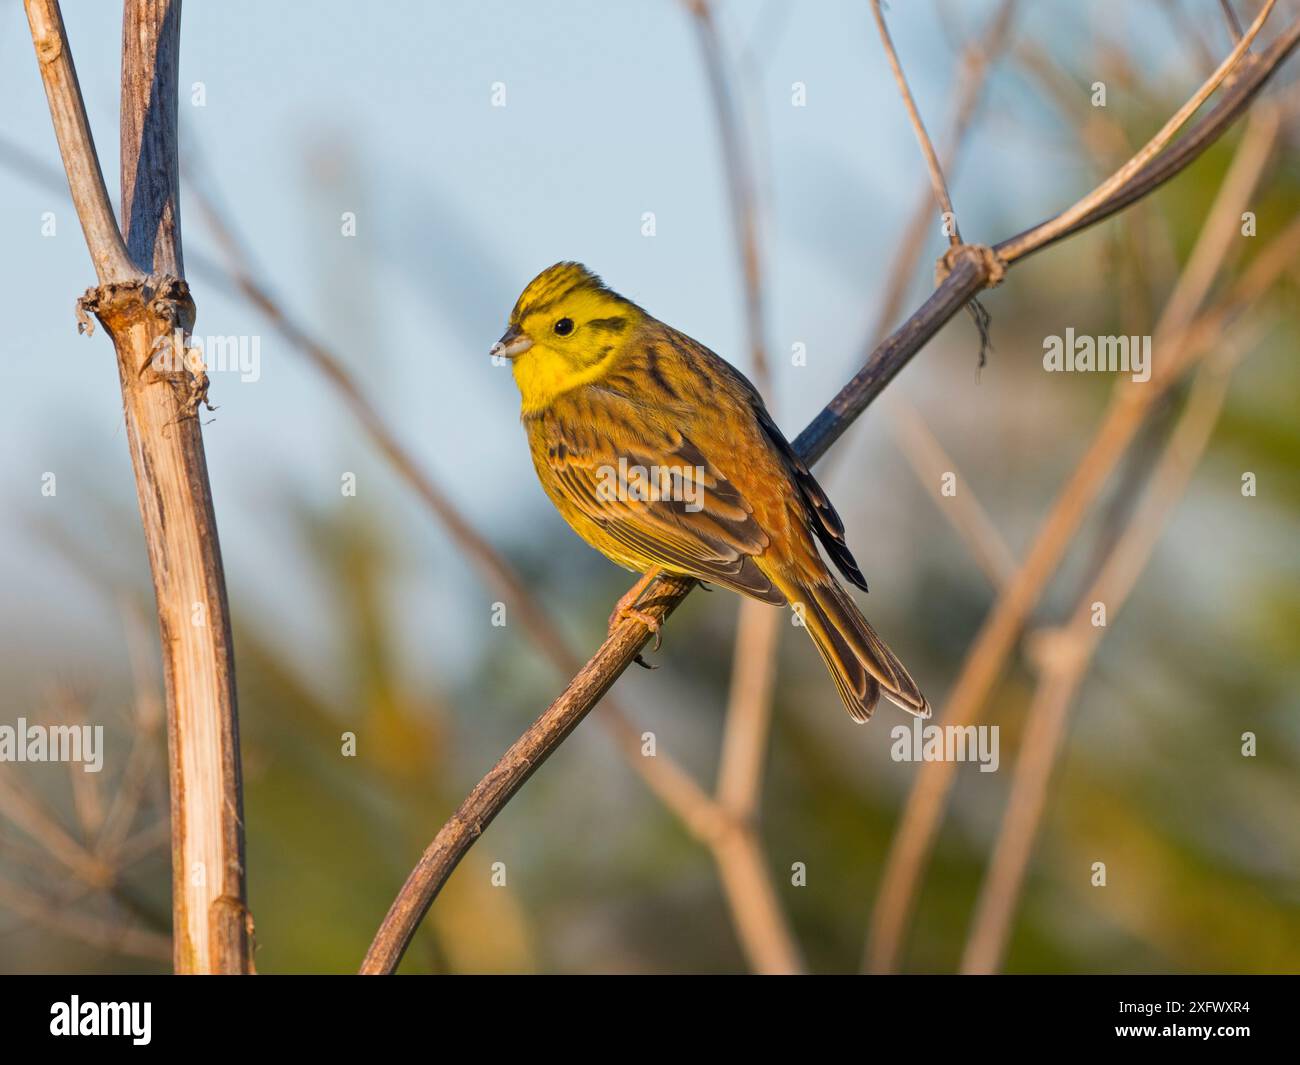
[779,575,930,723]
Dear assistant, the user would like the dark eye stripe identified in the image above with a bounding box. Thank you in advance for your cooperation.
[586,316,628,333]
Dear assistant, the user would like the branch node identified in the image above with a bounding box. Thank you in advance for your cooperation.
[935,242,1007,289]
[77,275,191,339]
[77,276,211,415]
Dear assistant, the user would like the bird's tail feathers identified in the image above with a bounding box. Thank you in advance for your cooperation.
[783,576,930,723]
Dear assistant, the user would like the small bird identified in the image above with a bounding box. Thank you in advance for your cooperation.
[493,263,929,722]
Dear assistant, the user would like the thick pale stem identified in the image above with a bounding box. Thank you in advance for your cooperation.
[24,0,250,973]
[118,0,249,975]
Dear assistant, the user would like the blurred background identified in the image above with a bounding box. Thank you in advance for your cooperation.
[0,0,1297,973]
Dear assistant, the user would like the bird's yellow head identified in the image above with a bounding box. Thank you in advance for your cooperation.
[493,262,644,412]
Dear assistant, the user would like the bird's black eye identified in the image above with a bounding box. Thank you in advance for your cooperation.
[553,317,575,336]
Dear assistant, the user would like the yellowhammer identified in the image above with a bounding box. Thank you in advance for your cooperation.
[493,262,929,722]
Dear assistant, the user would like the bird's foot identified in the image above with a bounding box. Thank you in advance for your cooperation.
[608,569,664,667]
[610,605,663,651]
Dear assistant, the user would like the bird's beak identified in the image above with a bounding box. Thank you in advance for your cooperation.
[490,325,534,361]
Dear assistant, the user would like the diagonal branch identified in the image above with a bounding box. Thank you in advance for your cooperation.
[361,15,1299,975]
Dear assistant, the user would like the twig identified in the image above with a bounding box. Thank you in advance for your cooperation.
[21,1,135,284]
[960,325,1260,973]
[0,723,171,942]
[360,573,695,972]
[715,607,801,970]
[870,0,965,246]
[864,104,1288,973]
[114,818,172,868]
[867,0,1018,342]
[23,0,251,972]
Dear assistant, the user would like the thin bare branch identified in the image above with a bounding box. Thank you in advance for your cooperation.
[120,0,185,277]
[870,0,965,245]
[711,824,802,973]
[360,573,697,973]
[56,688,106,839]
[868,0,1018,343]
[22,0,137,283]
[864,3,1019,591]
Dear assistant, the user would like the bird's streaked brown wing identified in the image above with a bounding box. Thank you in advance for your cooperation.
[657,326,870,593]
[537,402,786,604]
